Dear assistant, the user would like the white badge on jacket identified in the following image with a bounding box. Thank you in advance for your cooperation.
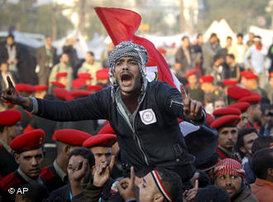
[139,108,157,125]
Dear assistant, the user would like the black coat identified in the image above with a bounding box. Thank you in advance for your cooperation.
[34,81,205,182]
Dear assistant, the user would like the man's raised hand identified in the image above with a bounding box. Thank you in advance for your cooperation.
[1,76,31,108]
[180,83,203,121]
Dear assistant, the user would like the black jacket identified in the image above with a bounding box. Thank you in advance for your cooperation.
[35,81,204,178]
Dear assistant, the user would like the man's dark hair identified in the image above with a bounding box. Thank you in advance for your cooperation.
[0,61,8,66]
[197,33,203,39]
[252,148,273,180]
[68,147,95,168]
[226,54,235,60]
[7,34,14,40]
[226,36,232,40]
[210,33,217,39]
[237,33,243,38]
[87,51,94,56]
[235,128,258,158]
[252,136,273,154]
[182,36,189,41]
[155,167,183,202]
[194,185,230,202]
[213,54,223,62]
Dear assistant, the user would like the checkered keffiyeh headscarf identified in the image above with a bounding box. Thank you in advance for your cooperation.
[108,41,148,89]
[214,158,245,178]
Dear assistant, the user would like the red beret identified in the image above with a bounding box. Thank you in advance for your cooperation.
[15,84,35,92]
[238,93,261,104]
[213,107,241,119]
[65,90,92,101]
[53,87,68,100]
[34,85,48,92]
[51,81,65,88]
[77,73,92,80]
[199,75,214,84]
[206,113,215,125]
[210,115,241,129]
[244,71,258,80]
[83,134,117,148]
[96,68,109,80]
[86,85,103,92]
[72,78,86,89]
[227,86,251,99]
[56,72,67,79]
[53,129,91,146]
[214,158,245,178]
[185,69,197,78]
[97,124,115,134]
[240,71,252,78]
[10,129,45,153]
[0,109,21,126]
[228,102,250,113]
[222,79,238,86]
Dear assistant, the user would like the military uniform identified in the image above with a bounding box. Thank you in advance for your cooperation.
[40,161,68,193]
[0,140,18,178]
[0,169,45,202]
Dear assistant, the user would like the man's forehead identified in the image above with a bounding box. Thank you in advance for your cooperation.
[20,148,43,156]
[115,56,137,62]
[219,126,238,133]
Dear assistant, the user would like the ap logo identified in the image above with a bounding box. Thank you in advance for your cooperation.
[7,188,15,194]
[8,187,29,195]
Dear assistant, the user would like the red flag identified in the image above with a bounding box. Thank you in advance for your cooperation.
[132,35,176,88]
[95,7,177,89]
[95,7,141,45]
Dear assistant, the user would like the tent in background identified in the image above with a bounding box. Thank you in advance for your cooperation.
[204,19,236,47]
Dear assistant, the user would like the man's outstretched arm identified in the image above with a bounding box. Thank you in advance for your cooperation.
[2,76,108,122]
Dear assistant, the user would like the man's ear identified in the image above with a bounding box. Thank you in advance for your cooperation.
[267,168,273,178]
[154,193,164,202]
[64,145,71,156]
[14,153,20,164]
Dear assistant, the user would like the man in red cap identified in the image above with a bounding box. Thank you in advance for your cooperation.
[0,109,22,178]
[0,129,46,202]
[200,75,225,113]
[186,69,204,103]
[49,53,73,90]
[96,68,110,88]
[239,94,262,130]
[77,51,102,85]
[213,158,257,201]
[83,133,116,175]
[41,129,91,193]
[243,71,267,98]
[229,102,250,130]
[34,85,48,99]
[211,115,241,160]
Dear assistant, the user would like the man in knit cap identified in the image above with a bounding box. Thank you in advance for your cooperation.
[2,41,206,188]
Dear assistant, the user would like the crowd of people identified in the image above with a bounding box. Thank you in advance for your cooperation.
[0,30,272,202]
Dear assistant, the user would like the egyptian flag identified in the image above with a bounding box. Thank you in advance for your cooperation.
[95,7,179,89]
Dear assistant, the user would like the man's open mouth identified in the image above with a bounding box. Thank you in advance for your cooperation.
[120,73,133,87]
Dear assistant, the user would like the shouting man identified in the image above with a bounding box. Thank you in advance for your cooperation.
[2,41,206,186]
